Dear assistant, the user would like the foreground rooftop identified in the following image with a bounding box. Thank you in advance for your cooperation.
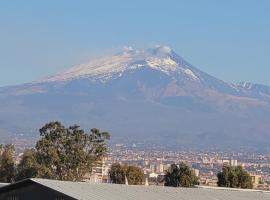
[0,178,270,200]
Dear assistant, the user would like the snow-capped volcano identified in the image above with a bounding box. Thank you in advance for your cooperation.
[41,45,241,98]
[1,45,270,150]
[42,46,201,83]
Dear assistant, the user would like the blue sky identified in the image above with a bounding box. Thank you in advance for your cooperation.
[0,0,269,86]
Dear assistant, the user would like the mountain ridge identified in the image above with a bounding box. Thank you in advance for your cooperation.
[3,46,270,102]
[0,46,270,150]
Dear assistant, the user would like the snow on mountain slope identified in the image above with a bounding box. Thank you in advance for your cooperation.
[42,46,202,83]
[39,45,243,99]
[4,45,269,101]
[237,82,270,101]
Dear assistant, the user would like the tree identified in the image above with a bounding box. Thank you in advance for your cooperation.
[109,163,126,184]
[217,165,253,189]
[164,162,199,187]
[109,163,144,185]
[0,144,15,183]
[17,121,110,181]
[16,149,39,181]
[126,165,144,185]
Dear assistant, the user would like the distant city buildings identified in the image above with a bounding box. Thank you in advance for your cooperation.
[86,144,270,189]
[12,142,270,190]
[83,157,110,183]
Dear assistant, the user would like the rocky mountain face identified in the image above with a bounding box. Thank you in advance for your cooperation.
[0,46,270,150]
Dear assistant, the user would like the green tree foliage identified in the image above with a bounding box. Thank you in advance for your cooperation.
[217,165,253,189]
[0,144,15,183]
[109,163,126,184]
[126,165,144,185]
[16,121,110,181]
[109,163,144,185]
[16,149,39,181]
[164,162,199,187]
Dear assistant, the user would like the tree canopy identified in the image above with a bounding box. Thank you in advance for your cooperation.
[16,149,38,181]
[164,162,199,187]
[109,163,144,185]
[16,121,110,181]
[217,165,253,189]
[0,144,15,183]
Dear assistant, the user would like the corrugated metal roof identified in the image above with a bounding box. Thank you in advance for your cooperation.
[30,178,270,200]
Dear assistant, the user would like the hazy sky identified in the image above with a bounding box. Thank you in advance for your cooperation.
[0,0,269,86]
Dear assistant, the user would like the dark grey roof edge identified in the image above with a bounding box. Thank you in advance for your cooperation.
[0,179,34,193]
[0,179,77,200]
